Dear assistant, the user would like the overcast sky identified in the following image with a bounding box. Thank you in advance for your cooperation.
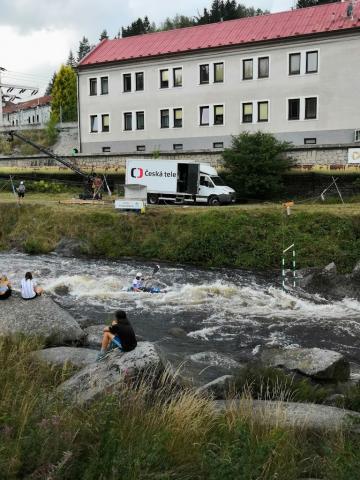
[0,0,295,95]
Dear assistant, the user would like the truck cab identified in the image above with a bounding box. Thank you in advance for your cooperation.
[198,164,236,205]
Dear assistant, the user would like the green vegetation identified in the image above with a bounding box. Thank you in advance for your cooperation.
[223,132,292,200]
[1,337,360,480]
[51,65,77,122]
[0,127,58,155]
[1,201,360,272]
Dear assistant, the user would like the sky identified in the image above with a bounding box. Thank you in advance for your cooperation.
[0,0,295,97]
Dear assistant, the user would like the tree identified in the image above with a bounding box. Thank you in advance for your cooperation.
[45,72,57,96]
[51,65,77,123]
[66,50,77,68]
[196,0,267,24]
[121,16,155,37]
[297,0,339,8]
[222,132,292,200]
[99,29,108,41]
[77,36,91,62]
[159,14,195,31]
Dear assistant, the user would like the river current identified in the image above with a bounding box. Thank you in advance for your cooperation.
[1,252,360,381]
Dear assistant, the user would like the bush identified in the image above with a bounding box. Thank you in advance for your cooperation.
[223,131,292,200]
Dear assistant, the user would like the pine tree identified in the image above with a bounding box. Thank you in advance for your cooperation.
[99,29,108,41]
[45,72,57,96]
[196,1,267,24]
[297,0,339,8]
[121,17,155,37]
[66,50,77,68]
[159,14,195,31]
[77,36,91,62]
[51,65,77,122]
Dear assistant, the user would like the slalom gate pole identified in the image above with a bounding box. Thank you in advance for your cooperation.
[282,243,296,290]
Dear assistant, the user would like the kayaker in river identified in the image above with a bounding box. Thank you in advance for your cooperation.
[132,272,144,292]
[97,310,137,361]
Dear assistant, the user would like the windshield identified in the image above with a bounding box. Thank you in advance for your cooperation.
[211,176,225,186]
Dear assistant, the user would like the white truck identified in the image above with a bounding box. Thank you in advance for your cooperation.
[125,159,236,206]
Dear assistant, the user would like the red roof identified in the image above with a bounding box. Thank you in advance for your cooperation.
[3,95,51,114]
[79,2,360,67]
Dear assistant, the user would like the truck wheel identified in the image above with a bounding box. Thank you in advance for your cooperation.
[147,194,159,205]
[208,195,220,206]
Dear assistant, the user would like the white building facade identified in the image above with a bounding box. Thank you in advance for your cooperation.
[77,3,360,154]
[2,96,51,128]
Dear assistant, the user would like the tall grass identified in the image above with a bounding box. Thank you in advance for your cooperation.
[0,338,360,479]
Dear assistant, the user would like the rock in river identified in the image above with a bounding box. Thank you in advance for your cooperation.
[59,341,163,404]
[260,347,350,382]
[34,347,98,368]
[0,295,85,345]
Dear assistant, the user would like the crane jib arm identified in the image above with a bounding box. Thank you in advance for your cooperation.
[1,130,89,180]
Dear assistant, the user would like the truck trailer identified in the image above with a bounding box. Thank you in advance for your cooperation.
[125,159,236,205]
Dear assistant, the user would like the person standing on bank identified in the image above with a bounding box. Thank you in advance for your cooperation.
[21,272,44,300]
[17,181,25,204]
[97,310,137,361]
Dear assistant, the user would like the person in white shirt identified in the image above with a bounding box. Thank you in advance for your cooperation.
[132,272,144,292]
[21,272,43,300]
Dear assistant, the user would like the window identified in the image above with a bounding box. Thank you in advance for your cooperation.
[36,115,39,123]
[173,108,183,128]
[173,144,183,151]
[289,53,301,75]
[304,138,317,145]
[258,57,269,78]
[90,115,98,132]
[306,51,318,74]
[214,63,224,83]
[200,106,210,126]
[242,103,253,123]
[136,111,145,130]
[258,101,269,122]
[160,69,169,88]
[101,114,110,132]
[288,99,300,120]
[173,68,182,87]
[214,105,224,125]
[160,109,169,128]
[200,64,209,84]
[102,147,111,152]
[123,73,131,92]
[135,72,144,91]
[124,112,132,131]
[213,142,224,149]
[305,97,317,119]
[100,76,108,95]
[137,145,146,152]
[243,59,253,80]
[89,78,97,95]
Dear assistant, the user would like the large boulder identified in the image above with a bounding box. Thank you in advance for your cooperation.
[214,400,360,432]
[0,295,85,345]
[59,342,163,404]
[84,325,107,349]
[260,347,350,382]
[34,347,98,368]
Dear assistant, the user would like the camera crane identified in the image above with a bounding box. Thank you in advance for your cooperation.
[1,129,103,199]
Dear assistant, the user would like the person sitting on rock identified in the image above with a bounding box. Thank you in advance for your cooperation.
[97,310,137,361]
[21,272,44,300]
[0,275,12,300]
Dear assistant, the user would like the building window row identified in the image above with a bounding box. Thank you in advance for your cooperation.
[242,56,269,80]
[160,67,183,88]
[89,76,109,96]
[123,72,144,92]
[89,97,318,133]
[199,62,224,84]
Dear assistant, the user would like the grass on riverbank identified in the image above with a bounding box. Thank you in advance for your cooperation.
[1,198,360,272]
[0,337,359,480]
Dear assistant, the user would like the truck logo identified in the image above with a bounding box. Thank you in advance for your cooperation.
[131,167,144,179]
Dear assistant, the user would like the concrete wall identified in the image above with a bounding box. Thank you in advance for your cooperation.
[78,32,360,154]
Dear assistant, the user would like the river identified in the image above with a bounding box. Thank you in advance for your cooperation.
[1,252,360,382]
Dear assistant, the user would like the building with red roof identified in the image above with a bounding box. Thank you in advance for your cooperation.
[2,95,51,128]
[77,1,360,156]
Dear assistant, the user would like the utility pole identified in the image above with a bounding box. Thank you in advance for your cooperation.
[0,66,39,129]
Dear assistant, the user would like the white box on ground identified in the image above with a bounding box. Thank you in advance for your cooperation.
[115,199,145,211]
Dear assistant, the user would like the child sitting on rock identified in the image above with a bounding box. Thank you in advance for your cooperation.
[97,310,137,361]
[21,272,44,300]
[0,275,12,300]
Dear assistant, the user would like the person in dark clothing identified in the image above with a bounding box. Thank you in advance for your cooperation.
[97,310,137,361]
